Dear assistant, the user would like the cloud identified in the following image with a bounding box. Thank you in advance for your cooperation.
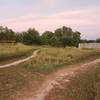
[43,0,60,4]
[0,7,100,39]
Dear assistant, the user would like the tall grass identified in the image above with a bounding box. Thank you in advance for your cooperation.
[0,43,34,62]
[22,47,100,74]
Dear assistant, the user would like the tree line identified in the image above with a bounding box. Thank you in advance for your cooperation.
[80,39,100,43]
[0,26,99,47]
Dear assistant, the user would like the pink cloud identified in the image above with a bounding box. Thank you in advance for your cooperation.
[0,7,100,34]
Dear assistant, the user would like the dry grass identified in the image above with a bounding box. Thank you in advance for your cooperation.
[22,47,100,74]
[95,66,100,100]
[45,62,100,100]
[0,65,45,100]
[0,43,35,62]
[0,46,100,99]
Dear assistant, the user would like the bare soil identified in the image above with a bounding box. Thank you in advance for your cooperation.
[23,59,100,100]
[0,50,100,100]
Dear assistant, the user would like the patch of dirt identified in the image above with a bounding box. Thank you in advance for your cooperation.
[0,65,46,100]
[1,50,100,100]
[28,59,100,100]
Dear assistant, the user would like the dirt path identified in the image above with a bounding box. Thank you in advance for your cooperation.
[0,50,39,69]
[30,59,100,100]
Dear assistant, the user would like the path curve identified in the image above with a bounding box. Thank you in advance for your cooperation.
[0,50,39,69]
[31,59,100,100]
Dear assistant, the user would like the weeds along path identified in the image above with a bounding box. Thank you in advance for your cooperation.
[0,50,39,68]
[31,59,100,100]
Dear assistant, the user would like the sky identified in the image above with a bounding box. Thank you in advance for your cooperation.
[0,0,100,39]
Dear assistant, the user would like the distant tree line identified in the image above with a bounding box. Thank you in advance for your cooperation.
[0,26,99,47]
[80,39,100,43]
[0,26,15,42]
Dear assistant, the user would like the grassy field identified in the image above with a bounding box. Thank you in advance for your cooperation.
[22,47,100,74]
[0,46,100,99]
[0,43,35,63]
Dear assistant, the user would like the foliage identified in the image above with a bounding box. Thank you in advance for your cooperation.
[40,31,54,45]
[22,28,40,45]
[0,25,99,47]
[0,26,15,42]
[96,38,100,43]
[41,26,81,47]
[0,26,81,47]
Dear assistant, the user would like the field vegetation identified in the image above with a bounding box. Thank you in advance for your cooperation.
[0,46,100,100]
[0,43,34,63]
[45,62,100,100]
[22,47,100,74]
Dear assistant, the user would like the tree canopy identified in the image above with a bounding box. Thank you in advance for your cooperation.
[0,26,15,42]
[0,26,84,47]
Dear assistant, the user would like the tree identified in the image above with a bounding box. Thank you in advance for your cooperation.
[72,31,81,47]
[50,36,61,47]
[23,28,40,45]
[62,26,74,47]
[96,38,100,43]
[41,31,54,45]
[15,32,24,42]
[0,26,15,42]
[0,25,81,47]
[54,26,73,47]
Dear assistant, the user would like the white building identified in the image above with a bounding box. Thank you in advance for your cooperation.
[79,43,100,48]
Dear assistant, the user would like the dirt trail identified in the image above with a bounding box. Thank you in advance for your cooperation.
[1,49,100,100]
[30,59,100,100]
[0,50,39,69]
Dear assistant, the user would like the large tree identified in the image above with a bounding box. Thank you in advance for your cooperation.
[22,28,40,45]
[41,31,54,45]
[72,31,81,47]
[0,26,15,42]
[54,26,81,47]
[54,26,79,47]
